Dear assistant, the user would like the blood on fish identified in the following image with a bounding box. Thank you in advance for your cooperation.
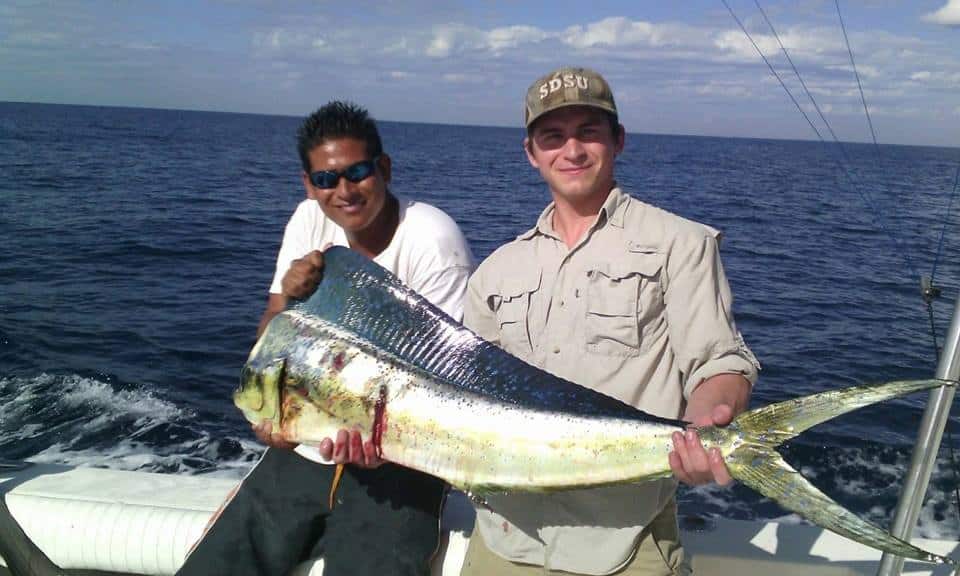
[372,385,387,459]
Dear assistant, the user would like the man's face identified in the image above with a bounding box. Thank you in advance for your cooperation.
[525,106,623,204]
[302,137,391,234]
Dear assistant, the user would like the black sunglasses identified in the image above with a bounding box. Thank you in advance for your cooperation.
[308,156,380,189]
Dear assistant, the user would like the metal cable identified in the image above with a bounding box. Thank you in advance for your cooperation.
[751,0,895,261]
[726,0,960,553]
[836,0,879,148]
[753,0,842,145]
[837,0,960,555]
[834,0,919,287]
[720,0,823,141]
[722,0,920,281]
[931,160,960,285]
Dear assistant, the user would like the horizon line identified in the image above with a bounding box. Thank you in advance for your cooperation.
[2,99,957,152]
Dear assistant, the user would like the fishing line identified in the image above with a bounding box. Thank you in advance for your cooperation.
[922,159,957,362]
[750,0,914,276]
[752,0,841,145]
[721,0,921,282]
[835,0,921,302]
[719,0,822,140]
[931,161,960,288]
[929,158,960,526]
[835,0,879,150]
[725,0,960,539]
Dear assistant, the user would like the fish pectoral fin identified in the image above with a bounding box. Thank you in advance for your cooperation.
[728,445,954,566]
[328,463,345,510]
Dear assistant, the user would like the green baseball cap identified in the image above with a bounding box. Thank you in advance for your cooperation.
[524,66,617,128]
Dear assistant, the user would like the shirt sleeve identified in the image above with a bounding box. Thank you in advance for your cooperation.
[664,233,760,400]
[409,264,472,322]
[269,205,311,294]
[399,202,476,322]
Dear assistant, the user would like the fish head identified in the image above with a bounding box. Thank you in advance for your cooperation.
[233,357,286,428]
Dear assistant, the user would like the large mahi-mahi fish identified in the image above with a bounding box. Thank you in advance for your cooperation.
[235,246,956,566]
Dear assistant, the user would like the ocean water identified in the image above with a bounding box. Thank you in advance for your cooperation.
[1,101,959,538]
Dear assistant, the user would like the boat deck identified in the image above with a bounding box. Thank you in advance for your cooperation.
[1,464,956,575]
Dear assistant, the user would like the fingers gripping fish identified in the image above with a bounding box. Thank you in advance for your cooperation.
[235,246,957,566]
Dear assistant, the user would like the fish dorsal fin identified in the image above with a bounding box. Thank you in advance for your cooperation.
[291,246,679,424]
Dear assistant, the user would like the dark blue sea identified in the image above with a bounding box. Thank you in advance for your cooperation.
[2,101,959,537]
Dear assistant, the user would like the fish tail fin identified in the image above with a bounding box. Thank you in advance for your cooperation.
[732,378,953,445]
[723,378,956,566]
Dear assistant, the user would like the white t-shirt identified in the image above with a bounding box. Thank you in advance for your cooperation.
[268,195,475,463]
[270,196,473,320]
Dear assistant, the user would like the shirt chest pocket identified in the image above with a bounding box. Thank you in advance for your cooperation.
[585,255,664,356]
[492,270,542,356]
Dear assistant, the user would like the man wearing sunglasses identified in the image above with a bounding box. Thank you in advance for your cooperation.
[177,101,474,576]
[458,67,759,576]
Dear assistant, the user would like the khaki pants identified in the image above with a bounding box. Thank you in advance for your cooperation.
[460,499,690,576]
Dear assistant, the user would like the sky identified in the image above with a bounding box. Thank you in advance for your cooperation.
[1,0,958,147]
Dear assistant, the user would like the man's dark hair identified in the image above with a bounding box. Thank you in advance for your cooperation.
[297,101,384,172]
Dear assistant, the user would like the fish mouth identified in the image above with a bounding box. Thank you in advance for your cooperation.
[233,358,285,427]
[235,364,261,410]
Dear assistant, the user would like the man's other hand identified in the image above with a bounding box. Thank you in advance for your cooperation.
[319,429,384,469]
[252,420,297,450]
[282,250,325,300]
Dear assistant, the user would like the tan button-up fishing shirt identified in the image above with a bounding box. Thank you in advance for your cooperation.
[463,187,760,575]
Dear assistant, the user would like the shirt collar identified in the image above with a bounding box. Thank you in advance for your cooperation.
[518,186,628,241]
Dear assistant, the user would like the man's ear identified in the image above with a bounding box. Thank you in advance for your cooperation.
[377,154,392,184]
[302,172,316,199]
[523,137,539,168]
[615,124,625,156]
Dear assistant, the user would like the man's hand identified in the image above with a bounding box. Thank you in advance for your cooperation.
[668,373,751,486]
[319,429,384,469]
[282,250,325,300]
[252,420,297,450]
[669,404,735,486]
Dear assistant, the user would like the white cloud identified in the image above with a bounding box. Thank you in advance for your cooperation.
[383,37,411,56]
[561,17,662,49]
[426,26,457,58]
[714,29,779,61]
[425,24,488,57]
[485,25,548,51]
[714,26,844,64]
[389,70,412,80]
[425,23,548,57]
[441,73,484,84]
[7,30,64,47]
[923,0,960,26]
[254,28,309,49]
[695,81,752,98]
[901,70,960,88]
[824,63,880,79]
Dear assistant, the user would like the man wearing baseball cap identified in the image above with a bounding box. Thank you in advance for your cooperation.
[460,66,760,575]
